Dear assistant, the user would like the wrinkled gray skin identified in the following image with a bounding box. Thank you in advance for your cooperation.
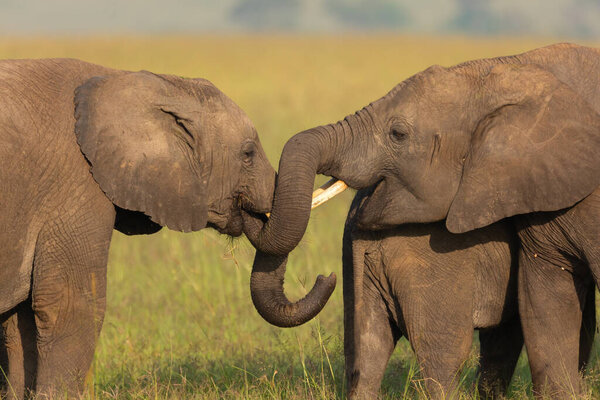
[0,58,275,398]
[344,189,596,399]
[242,43,600,397]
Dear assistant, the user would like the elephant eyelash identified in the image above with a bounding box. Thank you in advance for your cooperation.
[388,118,412,144]
[389,127,409,143]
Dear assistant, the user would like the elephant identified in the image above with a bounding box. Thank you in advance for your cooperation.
[0,58,275,398]
[343,188,596,399]
[241,43,600,397]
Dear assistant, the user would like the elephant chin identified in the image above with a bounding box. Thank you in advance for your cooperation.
[223,212,244,237]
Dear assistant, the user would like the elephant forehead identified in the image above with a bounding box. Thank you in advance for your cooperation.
[384,83,462,123]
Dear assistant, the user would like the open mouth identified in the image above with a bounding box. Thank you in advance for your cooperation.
[355,179,387,229]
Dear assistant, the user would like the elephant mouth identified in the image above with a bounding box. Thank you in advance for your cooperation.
[223,208,244,237]
[207,203,244,237]
[355,179,389,230]
[215,193,274,238]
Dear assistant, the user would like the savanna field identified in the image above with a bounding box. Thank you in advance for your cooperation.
[2,35,599,399]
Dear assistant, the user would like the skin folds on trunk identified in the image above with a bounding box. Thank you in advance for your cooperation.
[244,111,372,254]
[243,130,330,255]
[242,124,347,327]
[249,252,336,327]
[243,110,375,327]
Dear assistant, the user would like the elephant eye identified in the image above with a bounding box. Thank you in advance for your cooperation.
[390,127,408,143]
[241,141,256,166]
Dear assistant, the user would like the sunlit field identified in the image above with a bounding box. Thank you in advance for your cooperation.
[1,35,599,399]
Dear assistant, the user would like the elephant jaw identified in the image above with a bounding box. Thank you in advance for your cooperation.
[264,178,348,218]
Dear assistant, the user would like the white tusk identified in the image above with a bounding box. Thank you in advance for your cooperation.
[265,178,348,218]
[311,178,348,210]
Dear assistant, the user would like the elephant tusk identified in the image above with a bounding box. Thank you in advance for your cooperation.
[265,178,348,218]
[310,178,349,209]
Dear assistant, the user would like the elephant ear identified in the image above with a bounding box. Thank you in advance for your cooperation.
[74,71,208,232]
[447,63,600,233]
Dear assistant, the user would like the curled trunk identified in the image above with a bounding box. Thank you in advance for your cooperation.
[243,109,375,327]
[250,251,336,327]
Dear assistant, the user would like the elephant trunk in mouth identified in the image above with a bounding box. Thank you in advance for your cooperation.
[244,128,333,254]
[243,112,373,327]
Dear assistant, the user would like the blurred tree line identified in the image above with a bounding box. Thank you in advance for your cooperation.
[231,0,600,37]
[1,0,599,38]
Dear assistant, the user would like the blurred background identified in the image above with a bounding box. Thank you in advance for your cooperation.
[1,0,600,38]
[1,1,599,399]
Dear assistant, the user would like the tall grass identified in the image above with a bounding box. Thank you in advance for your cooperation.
[1,35,598,398]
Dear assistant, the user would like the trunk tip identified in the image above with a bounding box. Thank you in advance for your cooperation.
[317,272,336,291]
[314,272,337,304]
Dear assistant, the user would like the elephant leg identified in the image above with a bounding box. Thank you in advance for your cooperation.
[477,317,523,398]
[31,208,113,396]
[518,250,585,399]
[578,281,595,373]
[343,233,399,400]
[406,308,473,399]
[345,285,397,400]
[0,302,37,400]
[397,262,474,399]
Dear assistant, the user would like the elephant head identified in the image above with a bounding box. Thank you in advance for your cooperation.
[244,47,600,327]
[74,70,275,237]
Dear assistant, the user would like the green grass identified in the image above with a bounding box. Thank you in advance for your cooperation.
[1,35,599,398]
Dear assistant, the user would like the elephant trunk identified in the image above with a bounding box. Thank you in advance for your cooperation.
[242,122,344,327]
[250,252,336,327]
[243,109,376,327]
[243,124,342,255]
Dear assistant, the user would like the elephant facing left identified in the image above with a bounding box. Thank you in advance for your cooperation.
[0,58,275,398]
